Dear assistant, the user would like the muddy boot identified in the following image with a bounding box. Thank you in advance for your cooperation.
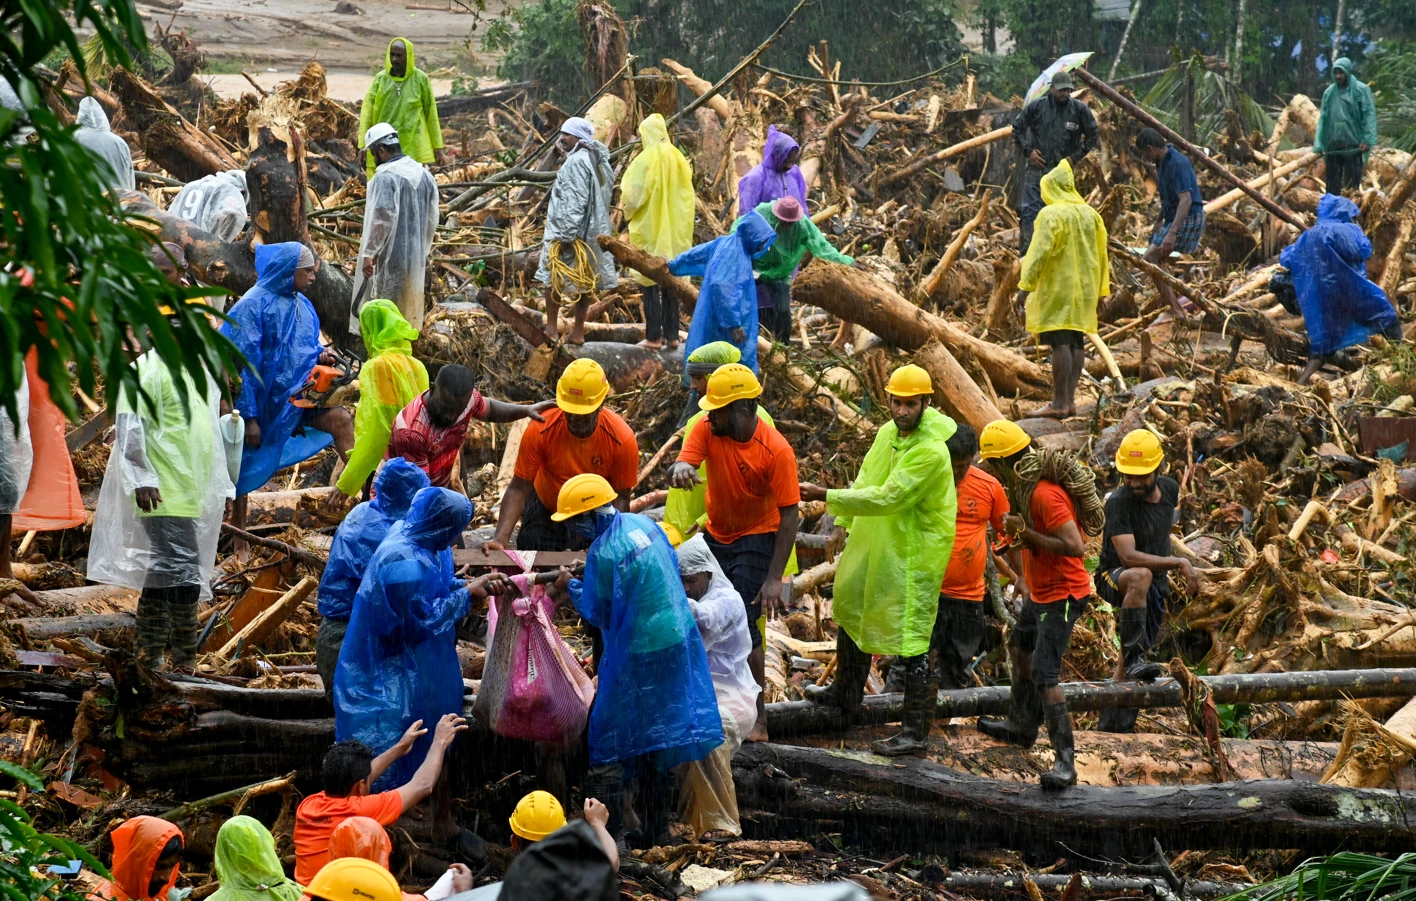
[1040,702,1077,790]
[976,676,1041,748]
[1098,606,1164,733]
[134,587,170,668]
[804,631,870,720]
[873,656,933,757]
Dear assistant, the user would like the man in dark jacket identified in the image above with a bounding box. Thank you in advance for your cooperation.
[1012,71,1099,254]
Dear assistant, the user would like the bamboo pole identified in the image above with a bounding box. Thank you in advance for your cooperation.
[1204,151,1320,214]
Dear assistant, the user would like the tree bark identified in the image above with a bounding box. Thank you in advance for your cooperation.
[15,613,136,640]
[596,235,700,313]
[108,68,239,182]
[912,340,1005,432]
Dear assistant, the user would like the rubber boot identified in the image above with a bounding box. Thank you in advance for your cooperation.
[1040,702,1078,790]
[134,587,171,668]
[636,765,674,849]
[804,632,870,720]
[977,674,1042,748]
[1097,606,1164,732]
[873,655,933,757]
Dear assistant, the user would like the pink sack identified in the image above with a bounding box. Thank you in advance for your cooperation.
[494,584,595,743]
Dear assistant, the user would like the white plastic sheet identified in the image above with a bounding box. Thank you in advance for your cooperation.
[0,373,33,514]
[350,154,438,333]
[170,171,248,243]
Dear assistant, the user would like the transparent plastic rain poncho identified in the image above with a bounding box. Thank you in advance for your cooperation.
[569,510,722,769]
[1280,194,1399,356]
[334,487,473,790]
[221,243,332,496]
[736,126,808,214]
[535,138,618,294]
[336,300,429,496]
[209,816,305,901]
[170,171,249,243]
[622,113,695,286]
[318,457,430,621]
[88,352,233,597]
[670,211,777,379]
[1019,160,1109,336]
[75,97,134,193]
[359,37,443,175]
[676,534,759,737]
[828,407,958,657]
[350,157,439,334]
[0,372,32,515]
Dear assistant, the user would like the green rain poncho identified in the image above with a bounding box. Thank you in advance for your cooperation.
[359,37,443,176]
[336,300,429,497]
[733,201,853,282]
[208,816,304,901]
[827,406,957,656]
[1314,58,1378,163]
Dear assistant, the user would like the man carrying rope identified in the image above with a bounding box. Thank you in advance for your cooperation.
[975,420,1104,789]
[537,117,617,345]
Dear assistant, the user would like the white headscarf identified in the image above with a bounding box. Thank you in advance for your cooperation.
[676,535,759,737]
[560,116,595,144]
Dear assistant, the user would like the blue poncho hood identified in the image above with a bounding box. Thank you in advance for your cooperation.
[403,487,473,549]
[371,457,430,518]
[670,211,776,380]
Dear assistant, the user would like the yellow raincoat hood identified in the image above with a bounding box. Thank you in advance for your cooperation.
[622,114,696,286]
[1019,160,1110,336]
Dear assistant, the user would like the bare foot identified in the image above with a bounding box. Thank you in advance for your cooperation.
[745,721,770,743]
[665,340,679,351]
[1026,405,1073,420]
[566,330,587,346]
[637,339,662,350]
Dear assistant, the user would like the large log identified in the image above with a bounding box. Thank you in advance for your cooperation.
[734,741,1416,854]
[790,260,1049,397]
[879,126,1014,188]
[596,235,700,313]
[15,613,135,640]
[108,68,239,182]
[913,339,1004,432]
[1204,151,1320,214]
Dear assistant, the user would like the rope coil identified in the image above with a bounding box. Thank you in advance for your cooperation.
[547,239,599,301]
[1013,446,1106,537]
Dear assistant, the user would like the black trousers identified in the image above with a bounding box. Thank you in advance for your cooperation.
[932,596,987,690]
[1325,152,1364,195]
[641,285,680,344]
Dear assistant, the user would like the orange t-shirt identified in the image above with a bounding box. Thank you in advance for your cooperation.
[514,407,640,510]
[941,466,1010,602]
[677,417,801,544]
[293,791,404,885]
[1022,480,1093,604]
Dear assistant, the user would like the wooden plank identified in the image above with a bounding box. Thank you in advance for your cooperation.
[201,566,286,651]
[216,576,318,659]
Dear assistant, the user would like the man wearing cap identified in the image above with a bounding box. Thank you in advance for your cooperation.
[799,365,957,757]
[548,473,721,849]
[1012,70,1098,254]
[487,358,640,553]
[352,124,439,333]
[975,420,1090,788]
[1094,429,1198,733]
[734,196,854,341]
[670,364,800,742]
[537,117,617,346]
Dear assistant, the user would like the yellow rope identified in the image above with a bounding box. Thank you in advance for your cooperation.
[547,239,598,301]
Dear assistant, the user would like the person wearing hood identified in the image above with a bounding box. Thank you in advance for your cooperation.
[800,365,958,758]
[359,38,447,176]
[93,816,184,901]
[735,195,854,341]
[317,457,430,701]
[328,817,473,901]
[1314,58,1378,196]
[75,96,134,193]
[548,473,722,848]
[208,817,304,901]
[1011,70,1098,254]
[335,300,428,502]
[88,246,234,671]
[737,125,807,215]
[170,170,249,244]
[670,210,777,378]
[537,117,618,345]
[222,243,355,534]
[1282,193,1401,384]
[351,126,439,334]
[622,113,695,351]
[1018,160,1109,420]
[674,534,760,837]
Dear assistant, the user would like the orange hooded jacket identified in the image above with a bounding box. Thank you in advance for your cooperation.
[92,817,183,901]
[327,818,423,901]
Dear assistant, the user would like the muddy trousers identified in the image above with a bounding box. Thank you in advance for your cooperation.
[135,584,201,668]
[827,631,935,735]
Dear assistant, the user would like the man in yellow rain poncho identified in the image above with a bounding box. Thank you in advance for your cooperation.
[1018,159,1109,420]
[359,38,446,177]
[334,300,428,501]
[799,365,957,757]
[622,113,695,351]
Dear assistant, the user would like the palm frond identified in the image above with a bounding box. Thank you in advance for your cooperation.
[1140,58,1275,149]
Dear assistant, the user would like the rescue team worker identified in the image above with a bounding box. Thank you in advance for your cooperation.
[487,359,640,553]
[74,96,134,193]
[670,210,778,380]
[670,365,800,742]
[358,38,448,176]
[537,117,617,345]
[304,859,401,901]
[93,816,185,901]
[621,113,695,351]
[1135,128,1205,319]
[1011,70,1098,254]
[327,817,473,901]
[1094,430,1198,733]
[736,195,854,341]
[975,420,1090,789]
[799,365,958,757]
[351,126,439,335]
[548,474,722,849]
[208,816,303,901]
[1314,57,1378,196]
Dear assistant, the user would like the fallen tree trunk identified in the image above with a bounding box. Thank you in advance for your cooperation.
[935,871,1248,901]
[108,68,239,181]
[913,340,1005,432]
[879,126,1013,188]
[1205,151,1320,214]
[596,235,700,313]
[15,613,135,641]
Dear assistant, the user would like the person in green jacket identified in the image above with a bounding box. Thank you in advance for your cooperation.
[732,195,854,341]
[359,37,448,177]
[1314,58,1378,196]
[799,364,957,757]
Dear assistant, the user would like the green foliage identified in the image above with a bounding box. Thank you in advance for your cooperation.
[483,0,586,107]
[1215,702,1251,738]
[973,51,1041,102]
[1,763,111,901]
[1367,40,1416,152]
[0,1,243,424]
[1141,57,1276,148]
[1003,0,1094,71]
[1220,852,1416,901]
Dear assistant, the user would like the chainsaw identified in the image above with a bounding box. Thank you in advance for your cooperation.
[290,346,359,409]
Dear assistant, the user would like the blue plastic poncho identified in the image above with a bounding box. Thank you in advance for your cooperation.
[317,458,430,622]
[569,510,722,770]
[334,487,473,789]
[222,243,332,496]
[1279,194,1398,357]
[670,211,777,381]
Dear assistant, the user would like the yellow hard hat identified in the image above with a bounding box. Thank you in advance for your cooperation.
[698,363,762,411]
[508,790,567,842]
[1115,429,1164,475]
[551,473,618,522]
[979,420,1031,459]
[659,521,683,547]
[885,364,933,398]
[556,358,610,415]
[305,858,401,901]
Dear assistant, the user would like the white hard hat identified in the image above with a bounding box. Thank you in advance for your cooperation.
[363,122,398,149]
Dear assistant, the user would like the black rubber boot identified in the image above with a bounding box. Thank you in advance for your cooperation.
[873,655,933,757]
[1040,702,1078,790]
[1098,607,1163,733]
[977,674,1042,748]
[804,631,870,721]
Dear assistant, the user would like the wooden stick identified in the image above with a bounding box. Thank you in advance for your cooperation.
[1086,333,1126,390]
[216,576,317,659]
[921,190,991,299]
[1287,499,1328,541]
[160,771,297,821]
[496,420,530,497]
[636,429,684,486]
[810,203,842,225]
[219,523,326,568]
[880,126,1013,187]
[1108,240,1210,311]
[1379,211,1415,301]
[16,530,36,559]
[1204,151,1319,214]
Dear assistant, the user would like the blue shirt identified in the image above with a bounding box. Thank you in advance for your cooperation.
[1157,147,1202,223]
